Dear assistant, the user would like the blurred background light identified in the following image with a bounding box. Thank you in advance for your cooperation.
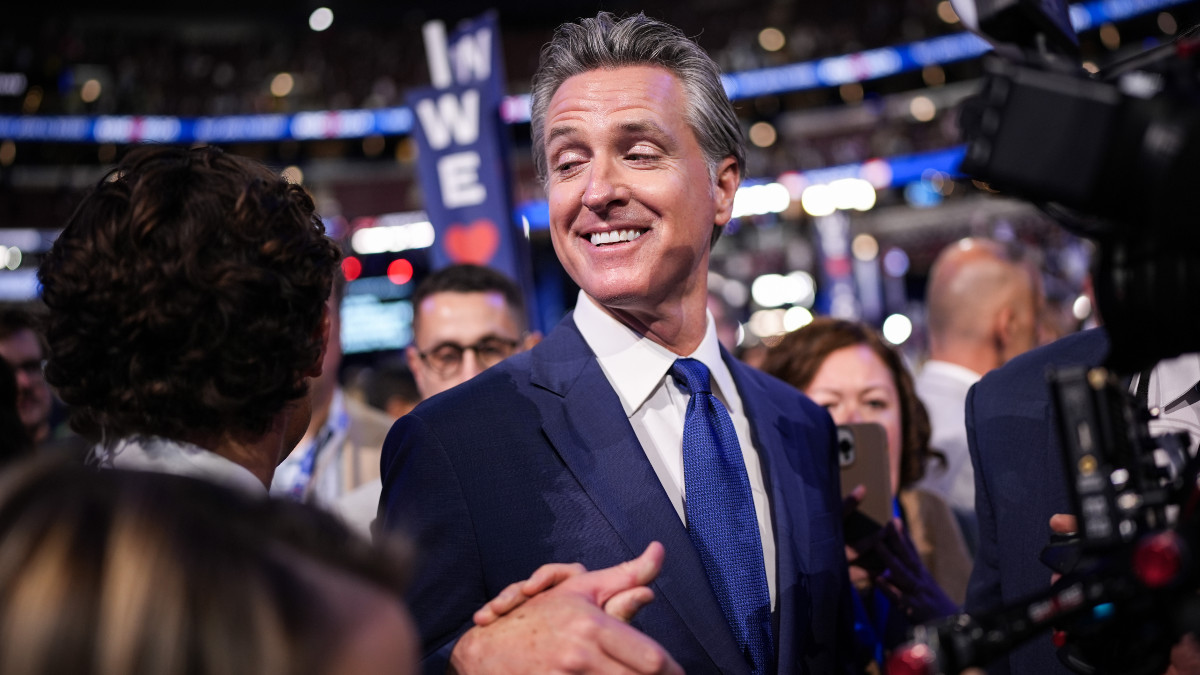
[782,306,814,332]
[732,182,790,218]
[341,256,362,282]
[758,27,786,52]
[748,121,778,148]
[80,79,101,103]
[309,8,334,32]
[882,313,913,344]
[851,234,879,262]
[748,308,786,337]
[882,248,910,277]
[270,72,295,97]
[350,220,436,254]
[386,258,414,285]
[1073,294,1094,320]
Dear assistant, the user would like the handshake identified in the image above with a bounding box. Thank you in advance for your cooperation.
[449,542,684,675]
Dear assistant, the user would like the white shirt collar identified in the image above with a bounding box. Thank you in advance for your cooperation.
[90,434,267,496]
[572,290,740,417]
[920,359,983,386]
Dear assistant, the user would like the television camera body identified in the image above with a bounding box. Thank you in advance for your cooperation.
[891,0,1200,673]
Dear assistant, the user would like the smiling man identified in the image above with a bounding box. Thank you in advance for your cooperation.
[379,13,852,675]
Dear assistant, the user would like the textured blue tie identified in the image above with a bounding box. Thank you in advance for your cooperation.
[671,357,774,674]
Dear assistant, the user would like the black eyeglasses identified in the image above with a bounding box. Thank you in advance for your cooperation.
[416,337,519,377]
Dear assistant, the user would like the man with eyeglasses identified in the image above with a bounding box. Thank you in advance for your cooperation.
[0,308,53,447]
[333,264,538,535]
[405,264,539,400]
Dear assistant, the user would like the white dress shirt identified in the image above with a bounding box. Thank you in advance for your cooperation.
[914,359,982,514]
[1135,352,1200,459]
[573,291,777,606]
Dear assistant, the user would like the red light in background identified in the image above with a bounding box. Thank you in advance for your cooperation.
[387,258,414,285]
[1133,531,1183,588]
[341,256,362,281]
[887,643,935,675]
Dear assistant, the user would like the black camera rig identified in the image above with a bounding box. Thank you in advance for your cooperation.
[888,0,1200,672]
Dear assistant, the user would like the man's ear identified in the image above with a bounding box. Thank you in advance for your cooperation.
[993,304,1017,355]
[712,156,741,227]
[521,331,543,351]
[406,345,428,399]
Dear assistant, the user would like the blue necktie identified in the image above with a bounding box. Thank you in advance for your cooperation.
[671,357,774,674]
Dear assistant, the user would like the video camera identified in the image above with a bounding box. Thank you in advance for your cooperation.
[889,0,1200,672]
[955,0,1200,375]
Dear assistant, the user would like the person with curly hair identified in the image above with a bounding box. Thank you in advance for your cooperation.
[37,145,340,493]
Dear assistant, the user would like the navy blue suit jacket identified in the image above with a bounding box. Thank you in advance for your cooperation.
[380,314,854,674]
[965,328,1109,675]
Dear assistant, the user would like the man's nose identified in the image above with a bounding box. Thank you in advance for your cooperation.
[581,158,628,212]
[459,348,485,381]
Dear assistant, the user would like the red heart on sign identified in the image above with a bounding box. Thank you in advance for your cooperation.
[444,219,500,265]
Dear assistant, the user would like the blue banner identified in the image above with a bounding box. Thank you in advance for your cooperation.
[406,11,528,287]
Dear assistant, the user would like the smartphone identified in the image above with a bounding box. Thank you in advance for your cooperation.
[837,422,893,527]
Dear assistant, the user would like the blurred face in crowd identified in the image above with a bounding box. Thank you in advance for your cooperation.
[407,291,528,399]
[542,65,738,325]
[0,329,51,442]
[805,344,904,494]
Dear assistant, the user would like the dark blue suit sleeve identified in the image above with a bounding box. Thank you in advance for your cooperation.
[964,381,1011,675]
[379,413,486,674]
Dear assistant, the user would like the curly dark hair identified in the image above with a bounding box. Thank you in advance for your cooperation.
[761,317,935,489]
[38,145,340,442]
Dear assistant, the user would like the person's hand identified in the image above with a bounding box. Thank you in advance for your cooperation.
[1166,633,1200,675]
[1048,513,1077,584]
[841,484,874,589]
[857,519,959,623]
[473,545,660,626]
[473,562,588,625]
[450,542,682,675]
[1049,513,1077,535]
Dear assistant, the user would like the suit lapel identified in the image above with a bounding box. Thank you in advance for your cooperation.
[531,316,749,674]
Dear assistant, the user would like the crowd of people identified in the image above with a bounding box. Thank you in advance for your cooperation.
[0,10,1193,675]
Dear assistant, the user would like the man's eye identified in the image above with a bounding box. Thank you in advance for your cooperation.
[430,346,463,364]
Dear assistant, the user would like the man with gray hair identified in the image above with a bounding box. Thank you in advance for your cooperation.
[380,12,852,674]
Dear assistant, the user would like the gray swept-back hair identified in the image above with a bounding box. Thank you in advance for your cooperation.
[530,12,745,191]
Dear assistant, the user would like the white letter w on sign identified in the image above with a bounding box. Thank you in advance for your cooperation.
[415,90,480,150]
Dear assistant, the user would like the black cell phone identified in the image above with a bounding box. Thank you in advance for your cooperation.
[837,423,893,525]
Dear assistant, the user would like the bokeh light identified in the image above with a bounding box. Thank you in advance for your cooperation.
[309,8,334,32]
[882,314,913,345]
[387,258,414,286]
